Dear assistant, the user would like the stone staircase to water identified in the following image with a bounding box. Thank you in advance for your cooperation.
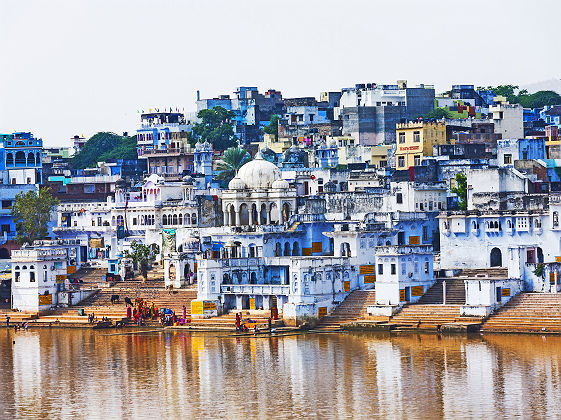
[481,293,561,333]
[417,278,466,305]
[315,290,377,330]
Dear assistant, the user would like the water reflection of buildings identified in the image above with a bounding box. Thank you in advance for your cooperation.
[6,331,561,418]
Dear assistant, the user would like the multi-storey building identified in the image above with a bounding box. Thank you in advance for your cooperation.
[395,121,448,169]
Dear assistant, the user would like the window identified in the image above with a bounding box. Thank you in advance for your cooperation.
[396,193,403,204]
[398,132,405,144]
[424,262,429,274]
[97,217,102,226]
[391,264,396,275]
[378,264,383,275]
[419,202,424,211]
[554,211,559,228]
[15,271,20,282]
[1,224,10,234]
[30,272,35,282]
[422,226,428,242]
[504,154,512,165]
[398,156,405,168]
[414,155,420,166]
[1,200,11,209]
[413,131,420,142]
[450,178,455,189]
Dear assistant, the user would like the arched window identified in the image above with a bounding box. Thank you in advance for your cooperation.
[15,151,25,165]
[117,215,124,226]
[292,242,300,256]
[178,214,183,225]
[185,214,190,225]
[27,153,35,166]
[275,242,282,257]
[192,213,197,225]
[172,214,178,225]
[6,153,13,166]
[284,243,291,256]
[162,215,168,225]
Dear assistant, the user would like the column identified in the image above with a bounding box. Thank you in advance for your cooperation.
[257,202,263,225]
[224,208,229,226]
[248,204,254,226]
[235,211,240,226]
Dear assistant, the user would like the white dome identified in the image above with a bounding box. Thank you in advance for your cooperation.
[272,179,289,189]
[237,153,281,189]
[228,177,246,190]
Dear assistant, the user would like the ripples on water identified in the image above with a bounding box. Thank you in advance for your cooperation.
[1,329,561,419]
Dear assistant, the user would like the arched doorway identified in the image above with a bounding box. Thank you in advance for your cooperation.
[292,242,300,256]
[229,205,236,226]
[537,247,544,264]
[260,204,268,225]
[284,243,290,256]
[282,203,291,222]
[270,203,279,224]
[0,248,9,259]
[239,204,249,225]
[490,247,502,267]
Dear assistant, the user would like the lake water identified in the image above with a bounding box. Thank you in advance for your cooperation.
[1,329,561,419]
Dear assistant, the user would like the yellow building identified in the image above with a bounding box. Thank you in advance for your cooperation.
[371,145,392,168]
[395,121,448,169]
[261,134,292,154]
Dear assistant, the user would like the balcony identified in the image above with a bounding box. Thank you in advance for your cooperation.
[221,284,290,295]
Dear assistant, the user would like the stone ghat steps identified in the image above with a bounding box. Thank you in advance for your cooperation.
[482,293,561,332]
[387,305,482,329]
[315,290,376,330]
[0,313,39,323]
[417,279,466,305]
[78,289,198,314]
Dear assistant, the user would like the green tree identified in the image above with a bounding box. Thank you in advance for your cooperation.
[215,147,252,182]
[423,107,452,119]
[451,173,467,210]
[11,187,59,245]
[516,90,561,108]
[124,241,155,282]
[263,114,281,139]
[72,132,137,169]
[188,106,237,151]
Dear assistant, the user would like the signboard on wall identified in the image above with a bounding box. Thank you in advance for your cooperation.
[249,298,256,310]
[409,236,420,245]
[318,307,327,317]
[501,288,510,297]
[411,286,424,296]
[67,266,76,275]
[312,242,322,253]
[400,289,406,302]
[360,265,375,275]
[192,301,217,315]
[55,275,66,283]
[302,248,312,256]
[39,294,53,305]
[343,281,350,292]
[364,275,376,284]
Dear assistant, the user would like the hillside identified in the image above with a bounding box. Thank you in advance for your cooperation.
[71,132,138,169]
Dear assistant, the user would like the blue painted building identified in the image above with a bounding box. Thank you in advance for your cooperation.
[0,132,43,185]
[497,138,546,167]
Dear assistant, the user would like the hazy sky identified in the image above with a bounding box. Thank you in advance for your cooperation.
[1,0,560,147]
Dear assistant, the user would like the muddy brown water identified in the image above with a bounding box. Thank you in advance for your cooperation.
[1,329,560,419]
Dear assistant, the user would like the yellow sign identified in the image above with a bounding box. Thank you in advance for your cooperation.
[364,275,376,284]
[39,294,53,305]
[67,266,76,274]
[55,274,66,282]
[312,242,322,253]
[409,236,420,245]
[412,286,424,297]
[556,257,561,263]
[249,298,256,310]
[302,248,312,256]
[360,265,375,275]
[318,307,327,317]
[191,301,204,315]
[400,289,406,302]
[501,288,510,297]
[343,281,350,292]
[203,302,217,311]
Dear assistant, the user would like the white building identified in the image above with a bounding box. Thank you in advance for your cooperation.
[489,103,524,139]
[11,246,67,312]
[373,245,434,307]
